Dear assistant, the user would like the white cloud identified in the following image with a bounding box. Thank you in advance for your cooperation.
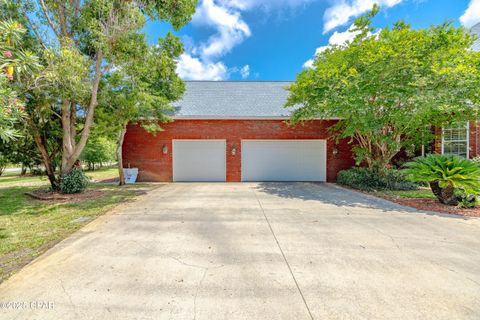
[178,0,316,80]
[303,59,314,69]
[224,0,315,10]
[193,0,251,60]
[240,65,250,78]
[460,0,480,28]
[176,53,228,80]
[303,25,360,68]
[323,0,403,33]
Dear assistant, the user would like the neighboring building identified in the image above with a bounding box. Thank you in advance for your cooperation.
[122,81,355,182]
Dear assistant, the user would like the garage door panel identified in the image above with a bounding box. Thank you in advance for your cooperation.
[241,140,326,182]
[173,140,226,182]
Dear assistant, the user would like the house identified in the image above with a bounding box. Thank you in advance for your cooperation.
[122,81,355,182]
[432,22,480,159]
[122,24,480,183]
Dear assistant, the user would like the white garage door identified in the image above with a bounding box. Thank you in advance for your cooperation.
[173,140,226,182]
[241,140,327,182]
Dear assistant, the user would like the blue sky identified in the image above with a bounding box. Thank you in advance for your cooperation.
[144,0,480,81]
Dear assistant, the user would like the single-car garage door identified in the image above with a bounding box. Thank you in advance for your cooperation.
[241,140,327,182]
[173,140,226,182]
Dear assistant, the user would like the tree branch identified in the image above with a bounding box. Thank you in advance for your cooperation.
[22,10,47,49]
[39,0,59,39]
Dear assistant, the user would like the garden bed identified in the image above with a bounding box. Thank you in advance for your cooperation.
[25,189,105,202]
[371,190,480,217]
[391,198,480,217]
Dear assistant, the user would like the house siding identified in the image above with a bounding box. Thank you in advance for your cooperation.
[122,119,355,182]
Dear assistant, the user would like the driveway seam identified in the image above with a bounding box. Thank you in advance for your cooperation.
[253,191,314,320]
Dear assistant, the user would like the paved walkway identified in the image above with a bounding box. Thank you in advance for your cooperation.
[1,183,479,319]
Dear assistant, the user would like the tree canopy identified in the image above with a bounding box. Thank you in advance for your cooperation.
[2,0,196,189]
[287,7,480,171]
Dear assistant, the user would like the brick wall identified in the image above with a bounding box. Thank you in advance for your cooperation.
[122,119,356,182]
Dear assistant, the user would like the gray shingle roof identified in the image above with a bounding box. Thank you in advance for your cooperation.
[171,81,295,118]
[472,23,480,52]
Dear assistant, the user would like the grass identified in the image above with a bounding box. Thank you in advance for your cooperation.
[0,167,156,282]
[374,188,436,200]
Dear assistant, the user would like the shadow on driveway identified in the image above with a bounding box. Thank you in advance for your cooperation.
[254,182,470,220]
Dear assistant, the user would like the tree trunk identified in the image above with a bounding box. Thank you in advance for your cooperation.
[33,134,59,190]
[430,181,458,206]
[21,166,27,176]
[117,124,127,186]
[60,51,103,177]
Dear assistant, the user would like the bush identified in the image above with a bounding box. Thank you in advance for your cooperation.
[455,189,478,209]
[472,157,480,166]
[404,154,480,206]
[60,168,89,194]
[337,167,418,191]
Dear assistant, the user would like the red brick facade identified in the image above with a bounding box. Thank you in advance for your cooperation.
[122,119,356,182]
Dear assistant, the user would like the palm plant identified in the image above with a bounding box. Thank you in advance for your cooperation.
[404,154,480,206]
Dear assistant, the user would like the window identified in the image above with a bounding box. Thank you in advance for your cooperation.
[442,122,469,158]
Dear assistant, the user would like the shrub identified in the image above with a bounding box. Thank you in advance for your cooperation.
[472,157,480,166]
[455,189,478,209]
[404,154,480,206]
[60,168,89,194]
[337,167,418,191]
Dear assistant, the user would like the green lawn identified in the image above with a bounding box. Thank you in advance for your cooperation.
[373,188,435,200]
[0,168,155,282]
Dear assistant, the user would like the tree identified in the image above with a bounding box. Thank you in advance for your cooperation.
[286,6,480,172]
[0,20,40,142]
[95,32,185,185]
[80,136,116,170]
[7,0,196,189]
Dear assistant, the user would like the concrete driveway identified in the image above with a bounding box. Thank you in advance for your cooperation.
[1,183,479,320]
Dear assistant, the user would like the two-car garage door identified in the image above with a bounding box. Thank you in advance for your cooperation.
[172,140,326,182]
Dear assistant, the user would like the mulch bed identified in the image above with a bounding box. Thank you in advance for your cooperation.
[387,197,480,217]
[25,189,104,202]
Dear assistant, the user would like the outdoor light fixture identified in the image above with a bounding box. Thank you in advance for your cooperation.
[332,146,339,158]
[162,144,168,155]
[231,144,237,156]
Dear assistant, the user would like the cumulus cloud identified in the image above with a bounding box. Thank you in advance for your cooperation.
[193,0,251,60]
[460,0,480,28]
[323,0,403,33]
[177,53,228,80]
[303,25,361,68]
[177,0,315,80]
[224,0,315,10]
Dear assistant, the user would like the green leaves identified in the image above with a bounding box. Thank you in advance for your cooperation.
[405,154,480,194]
[43,45,90,101]
[0,19,41,142]
[287,9,480,170]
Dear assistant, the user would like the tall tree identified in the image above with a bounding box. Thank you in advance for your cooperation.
[95,32,185,185]
[287,6,480,172]
[8,0,196,189]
